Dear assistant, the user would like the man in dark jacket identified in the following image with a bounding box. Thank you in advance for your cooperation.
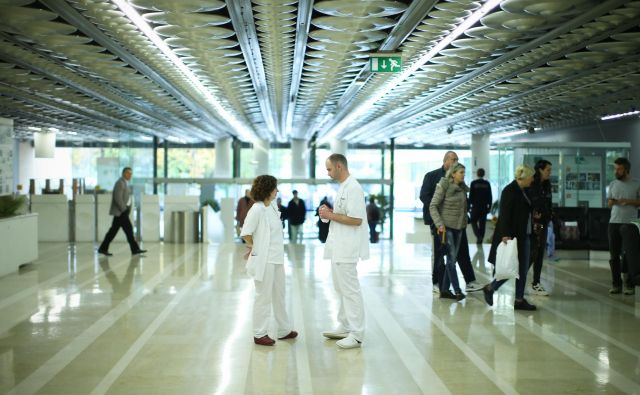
[420,152,481,292]
[287,190,306,243]
[98,167,146,256]
[469,168,492,244]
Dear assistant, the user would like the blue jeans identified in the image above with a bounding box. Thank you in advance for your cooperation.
[441,228,463,294]
[492,237,531,299]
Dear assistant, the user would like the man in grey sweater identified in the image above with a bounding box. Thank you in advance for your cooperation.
[98,167,146,256]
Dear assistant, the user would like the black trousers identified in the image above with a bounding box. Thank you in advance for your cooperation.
[99,209,140,253]
[431,225,475,285]
[529,223,546,285]
[608,223,629,287]
[620,224,640,286]
[469,209,488,243]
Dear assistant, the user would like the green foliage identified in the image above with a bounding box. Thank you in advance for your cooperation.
[0,195,27,219]
[369,193,390,224]
[202,198,220,212]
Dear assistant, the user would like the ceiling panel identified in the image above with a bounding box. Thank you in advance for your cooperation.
[0,0,637,145]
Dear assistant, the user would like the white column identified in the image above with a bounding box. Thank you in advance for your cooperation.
[471,133,491,179]
[253,138,269,177]
[330,138,348,155]
[214,137,232,177]
[291,139,307,178]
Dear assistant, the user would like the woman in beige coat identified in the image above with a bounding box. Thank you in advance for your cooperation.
[429,163,469,301]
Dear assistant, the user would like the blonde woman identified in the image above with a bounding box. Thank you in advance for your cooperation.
[241,175,297,346]
[429,163,469,301]
[482,165,536,311]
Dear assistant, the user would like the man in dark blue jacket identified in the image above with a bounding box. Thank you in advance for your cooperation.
[420,152,480,292]
[469,168,493,244]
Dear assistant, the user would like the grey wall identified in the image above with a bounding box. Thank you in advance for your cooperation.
[510,117,640,178]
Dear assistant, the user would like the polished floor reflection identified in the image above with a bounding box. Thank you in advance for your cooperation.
[1,235,639,394]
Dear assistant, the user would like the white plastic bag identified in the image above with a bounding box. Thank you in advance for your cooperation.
[494,238,519,281]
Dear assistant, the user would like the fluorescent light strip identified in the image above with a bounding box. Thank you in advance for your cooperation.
[320,0,502,143]
[490,129,528,139]
[600,110,640,121]
[112,0,256,141]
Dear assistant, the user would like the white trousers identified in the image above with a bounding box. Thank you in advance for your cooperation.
[253,263,292,338]
[332,261,365,341]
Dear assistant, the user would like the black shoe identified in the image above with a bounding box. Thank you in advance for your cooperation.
[514,298,537,311]
[132,249,147,255]
[455,292,466,301]
[98,249,112,256]
[439,290,457,300]
[482,284,494,306]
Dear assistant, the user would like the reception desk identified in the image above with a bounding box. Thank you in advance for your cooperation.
[30,195,69,241]
[74,194,95,242]
[140,194,160,242]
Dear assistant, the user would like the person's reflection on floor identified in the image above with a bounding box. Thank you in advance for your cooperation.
[99,260,138,301]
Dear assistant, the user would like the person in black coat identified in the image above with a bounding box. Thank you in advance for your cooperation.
[316,196,331,243]
[468,168,492,244]
[527,159,553,296]
[482,165,537,311]
[420,151,481,292]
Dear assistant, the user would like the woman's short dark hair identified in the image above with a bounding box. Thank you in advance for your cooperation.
[250,175,277,202]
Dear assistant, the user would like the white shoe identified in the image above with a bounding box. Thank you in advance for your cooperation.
[531,283,549,296]
[465,281,483,292]
[336,335,361,349]
[322,329,349,339]
[433,284,440,294]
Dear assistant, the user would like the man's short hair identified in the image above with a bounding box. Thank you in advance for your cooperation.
[614,157,631,173]
[328,153,348,169]
[443,151,456,162]
[292,190,298,195]
[477,168,485,178]
[122,167,132,175]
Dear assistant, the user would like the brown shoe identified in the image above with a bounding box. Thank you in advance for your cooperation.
[254,335,275,346]
[278,331,298,340]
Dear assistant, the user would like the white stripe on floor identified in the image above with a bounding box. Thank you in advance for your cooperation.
[292,268,314,395]
[7,248,196,395]
[364,288,452,395]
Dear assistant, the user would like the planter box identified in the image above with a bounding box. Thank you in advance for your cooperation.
[0,213,38,277]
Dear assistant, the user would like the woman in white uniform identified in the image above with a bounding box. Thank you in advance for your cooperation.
[241,175,298,346]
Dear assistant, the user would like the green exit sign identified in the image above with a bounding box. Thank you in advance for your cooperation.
[370,55,402,73]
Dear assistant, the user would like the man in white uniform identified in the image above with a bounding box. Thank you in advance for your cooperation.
[319,154,369,349]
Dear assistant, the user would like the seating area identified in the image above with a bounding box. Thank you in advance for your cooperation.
[553,207,611,251]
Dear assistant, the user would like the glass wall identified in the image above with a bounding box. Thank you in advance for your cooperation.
[494,143,630,208]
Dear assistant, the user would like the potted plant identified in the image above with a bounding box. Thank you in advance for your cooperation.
[0,195,27,218]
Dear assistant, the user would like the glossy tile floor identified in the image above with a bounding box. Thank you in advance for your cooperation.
[1,227,640,394]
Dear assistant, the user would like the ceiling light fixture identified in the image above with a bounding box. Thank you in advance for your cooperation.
[112,0,257,142]
[490,129,528,140]
[600,110,640,121]
[320,0,502,144]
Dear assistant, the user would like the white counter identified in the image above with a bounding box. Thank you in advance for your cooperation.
[140,194,160,242]
[74,194,95,242]
[30,194,69,241]
[0,213,38,277]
